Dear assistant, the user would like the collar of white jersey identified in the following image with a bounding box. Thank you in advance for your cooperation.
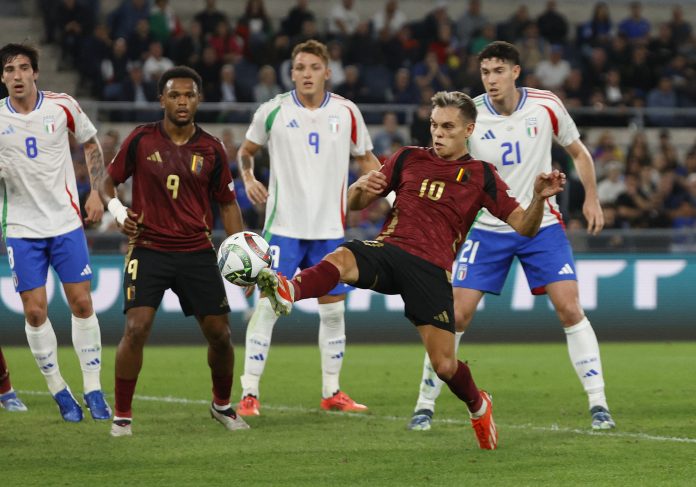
[6,90,44,114]
[290,89,331,108]
[483,87,527,116]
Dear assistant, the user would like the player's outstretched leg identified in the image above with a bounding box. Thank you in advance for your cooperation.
[317,301,367,412]
[443,360,497,450]
[408,332,465,430]
[25,319,83,421]
[72,314,111,420]
[564,317,615,430]
[238,298,279,416]
[256,269,295,315]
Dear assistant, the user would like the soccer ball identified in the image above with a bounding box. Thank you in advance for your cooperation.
[217,231,272,286]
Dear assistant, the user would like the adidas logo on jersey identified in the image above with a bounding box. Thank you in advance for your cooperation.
[480,129,496,140]
[80,264,92,277]
[1,124,16,135]
[286,119,299,128]
[147,151,163,163]
[558,263,574,275]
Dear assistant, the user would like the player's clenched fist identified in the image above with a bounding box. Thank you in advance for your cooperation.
[356,170,388,195]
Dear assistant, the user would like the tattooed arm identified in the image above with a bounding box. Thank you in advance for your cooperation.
[83,135,106,223]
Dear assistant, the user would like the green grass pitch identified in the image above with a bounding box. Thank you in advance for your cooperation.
[2,342,695,486]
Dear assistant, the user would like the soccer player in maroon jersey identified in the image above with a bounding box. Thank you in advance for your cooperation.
[0,347,28,411]
[256,91,566,450]
[100,66,248,436]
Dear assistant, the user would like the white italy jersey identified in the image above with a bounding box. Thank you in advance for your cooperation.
[246,90,372,240]
[0,91,97,238]
[470,87,580,233]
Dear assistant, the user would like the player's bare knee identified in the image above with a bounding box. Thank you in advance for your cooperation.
[454,308,474,332]
[431,356,457,381]
[24,307,47,326]
[207,326,232,351]
[123,321,150,348]
[555,303,584,326]
[325,247,357,282]
[68,294,93,318]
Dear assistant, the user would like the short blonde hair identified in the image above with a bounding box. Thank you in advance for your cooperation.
[431,91,477,123]
[291,39,329,66]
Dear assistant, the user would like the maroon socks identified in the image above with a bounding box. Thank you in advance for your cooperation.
[291,260,341,300]
[444,360,483,413]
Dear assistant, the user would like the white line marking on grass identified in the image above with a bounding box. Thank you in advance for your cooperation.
[19,390,696,444]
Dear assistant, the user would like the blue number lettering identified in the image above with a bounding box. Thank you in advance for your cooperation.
[308,132,319,154]
[501,141,522,165]
[25,137,38,159]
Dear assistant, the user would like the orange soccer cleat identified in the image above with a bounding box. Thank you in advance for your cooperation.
[470,390,498,450]
[236,394,261,416]
[256,268,295,316]
[320,391,368,412]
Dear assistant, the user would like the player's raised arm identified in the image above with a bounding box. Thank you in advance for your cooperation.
[83,135,106,223]
[238,139,268,205]
[506,170,567,237]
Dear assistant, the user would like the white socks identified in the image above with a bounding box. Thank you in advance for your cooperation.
[318,301,346,398]
[241,299,349,400]
[72,313,103,393]
[414,331,464,412]
[564,317,608,410]
[241,298,278,398]
[25,319,67,395]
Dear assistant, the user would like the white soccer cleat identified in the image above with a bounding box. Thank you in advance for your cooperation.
[210,403,250,431]
[110,417,133,437]
[590,406,616,430]
[407,409,433,431]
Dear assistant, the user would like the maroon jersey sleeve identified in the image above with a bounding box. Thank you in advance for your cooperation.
[108,125,147,184]
[480,161,520,221]
[378,147,415,196]
[209,142,236,204]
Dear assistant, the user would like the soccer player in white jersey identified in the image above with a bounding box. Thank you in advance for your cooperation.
[0,43,111,422]
[236,39,381,415]
[408,41,615,432]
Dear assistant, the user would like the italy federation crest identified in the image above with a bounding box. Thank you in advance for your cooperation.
[525,117,538,138]
[43,116,56,134]
[328,115,340,134]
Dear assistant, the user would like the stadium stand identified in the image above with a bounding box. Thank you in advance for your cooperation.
[4,0,696,238]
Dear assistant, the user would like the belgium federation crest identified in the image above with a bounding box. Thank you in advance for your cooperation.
[328,115,340,134]
[525,117,538,138]
[190,153,204,174]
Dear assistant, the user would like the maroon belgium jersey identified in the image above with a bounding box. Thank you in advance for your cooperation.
[108,122,236,252]
[377,146,520,270]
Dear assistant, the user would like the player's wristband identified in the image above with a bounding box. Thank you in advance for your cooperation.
[107,198,128,225]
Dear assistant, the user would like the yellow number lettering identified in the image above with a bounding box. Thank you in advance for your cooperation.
[418,179,445,201]
[166,174,180,199]
[127,259,138,281]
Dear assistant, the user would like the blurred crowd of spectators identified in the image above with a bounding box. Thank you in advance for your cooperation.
[41,0,696,123]
[37,0,696,236]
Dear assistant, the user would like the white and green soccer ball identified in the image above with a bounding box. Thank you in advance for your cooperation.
[217,231,272,286]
